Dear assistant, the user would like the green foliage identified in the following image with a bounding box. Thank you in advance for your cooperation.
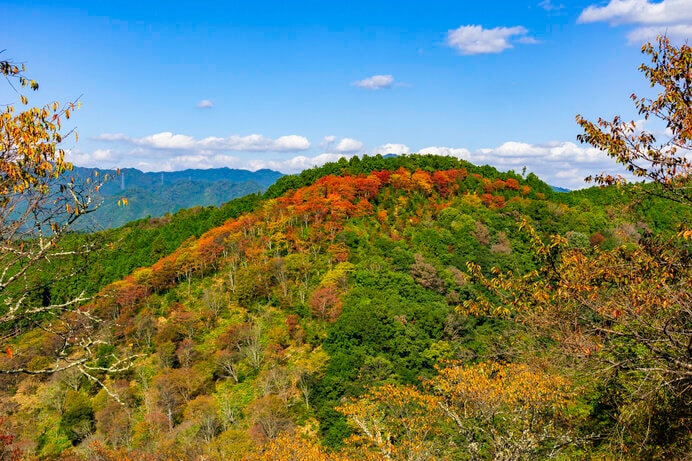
[59,390,94,445]
[264,153,537,199]
[3,149,691,459]
[35,193,263,306]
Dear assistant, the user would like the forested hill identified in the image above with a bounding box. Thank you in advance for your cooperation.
[70,166,283,229]
[1,155,690,459]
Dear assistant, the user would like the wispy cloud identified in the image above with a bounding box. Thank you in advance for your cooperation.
[539,0,565,12]
[579,0,692,43]
[94,132,311,152]
[352,74,395,90]
[197,99,214,109]
[446,25,537,55]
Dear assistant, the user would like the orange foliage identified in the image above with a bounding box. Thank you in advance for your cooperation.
[411,169,433,194]
[337,383,443,461]
[506,177,520,190]
[388,167,413,191]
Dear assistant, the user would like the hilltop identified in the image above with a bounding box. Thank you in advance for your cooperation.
[0,154,689,459]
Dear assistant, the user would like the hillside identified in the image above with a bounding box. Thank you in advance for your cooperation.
[0,155,690,460]
[70,167,283,230]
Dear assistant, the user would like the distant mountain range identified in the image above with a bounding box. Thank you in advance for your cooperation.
[72,166,283,229]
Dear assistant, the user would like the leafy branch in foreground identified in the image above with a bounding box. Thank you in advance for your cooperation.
[577,36,692,207]
[463,36,692,457]
[0,55,128,379]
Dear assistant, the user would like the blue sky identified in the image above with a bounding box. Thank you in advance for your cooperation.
[2,0,690,188]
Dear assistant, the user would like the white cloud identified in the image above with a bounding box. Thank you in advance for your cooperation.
[73,133,636,190]
[579,0,692,25]
[335,138,364,153]
[248,153,351,173]
[625,24,692,43]
[446,25,536,55]
[95,131,311,152]
[352,74,395,90]
[140,132,197,149]
[197,99,214,109]
[272,135,313,151]
[372,143,410,155]
[579,0,692,44]
[416,141,618,189]
[418,146,472,159]
[65,148,115,166]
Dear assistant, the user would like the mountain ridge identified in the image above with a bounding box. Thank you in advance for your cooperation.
[69,166,283,229]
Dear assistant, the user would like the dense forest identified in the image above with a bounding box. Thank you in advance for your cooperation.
[1,153,690,459]
[0,37,690,460]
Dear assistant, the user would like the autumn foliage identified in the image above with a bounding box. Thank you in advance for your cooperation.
[1,35,691,460]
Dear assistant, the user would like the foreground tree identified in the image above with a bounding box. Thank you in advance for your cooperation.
[577,35,692,206]
[464,36,691,457]
[337,383,442,460]
[0,56,129,377]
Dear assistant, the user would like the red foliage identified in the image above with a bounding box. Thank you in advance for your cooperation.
[115,282,149,309]
[309,286,343,322]
[371,169,392,185]
[480,193,506,209]
[148,259,178,292]
[0,418,20,461]
[432,171,454,197]
[590,231,606,247]
[355,198,374,215]
[353,174,382,198]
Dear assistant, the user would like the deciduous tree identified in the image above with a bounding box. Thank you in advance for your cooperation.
[577,36,692,206]
[0,56,139,383]
[457,36,692,457]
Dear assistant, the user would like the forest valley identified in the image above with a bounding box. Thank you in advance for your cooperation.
[0,36,690,460]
